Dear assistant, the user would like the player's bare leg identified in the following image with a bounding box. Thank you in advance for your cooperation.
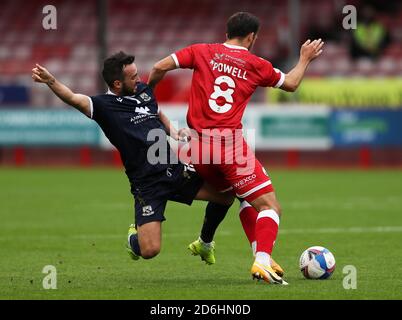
[194,183,234,206]
[127,221,162,259]
[137,221,162,259]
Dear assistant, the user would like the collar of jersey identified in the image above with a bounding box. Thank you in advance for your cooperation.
[106,89,140,99]
[223,43,248,51]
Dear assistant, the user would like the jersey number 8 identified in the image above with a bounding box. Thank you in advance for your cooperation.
[208,76,235,113]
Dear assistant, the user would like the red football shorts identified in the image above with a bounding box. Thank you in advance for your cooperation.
[179,134,274,203]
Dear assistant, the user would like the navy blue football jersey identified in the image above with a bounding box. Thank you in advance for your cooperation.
[89,82,182,196]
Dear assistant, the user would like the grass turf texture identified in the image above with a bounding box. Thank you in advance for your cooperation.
[0,168,401,300]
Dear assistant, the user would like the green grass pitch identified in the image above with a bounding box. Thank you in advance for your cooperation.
[0,168,401,300]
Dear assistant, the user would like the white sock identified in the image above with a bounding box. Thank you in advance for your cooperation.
[199,236,213,248]
[255,252,271,267]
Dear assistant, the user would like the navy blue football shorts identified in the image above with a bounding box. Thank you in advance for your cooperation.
[132,163,203,226]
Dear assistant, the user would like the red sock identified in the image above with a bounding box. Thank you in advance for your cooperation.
[255,210,279,255]
[239,201,258,245]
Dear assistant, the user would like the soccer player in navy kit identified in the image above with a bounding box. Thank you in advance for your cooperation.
[32,51,234,261]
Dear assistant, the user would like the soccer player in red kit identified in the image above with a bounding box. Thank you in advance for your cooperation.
[148,12,324,285]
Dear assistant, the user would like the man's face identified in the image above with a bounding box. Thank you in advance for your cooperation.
[120,63,140,96]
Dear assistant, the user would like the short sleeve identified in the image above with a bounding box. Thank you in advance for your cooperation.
[171,44,198,69]
[257,58,285,88]
[85,96,94,119]
[89,95,102,120]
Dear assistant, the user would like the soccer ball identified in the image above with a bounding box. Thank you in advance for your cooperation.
[299,246,336,279]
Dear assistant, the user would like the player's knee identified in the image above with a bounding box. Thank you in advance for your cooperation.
[275,205,282,217]
[140,243,161,259]
[257,202,282,217]
[142,252,159,259]
[271,201,282,217]
[141,246,160,259]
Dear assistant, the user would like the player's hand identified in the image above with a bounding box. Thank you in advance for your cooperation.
[300,39,324,62]
[32,64,55,84]
[178,128,192,142]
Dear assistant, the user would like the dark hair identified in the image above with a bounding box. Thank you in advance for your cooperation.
[102,51,135,88]
[226,12,260,39]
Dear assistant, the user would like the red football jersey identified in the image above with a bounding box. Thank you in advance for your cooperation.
[172,43,284,133]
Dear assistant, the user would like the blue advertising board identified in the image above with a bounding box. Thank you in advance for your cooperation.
[330,110,402,147]
[0,110,99,146]
[1,108,402,149]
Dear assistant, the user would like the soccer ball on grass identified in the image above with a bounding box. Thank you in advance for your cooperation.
[299,246,336,279]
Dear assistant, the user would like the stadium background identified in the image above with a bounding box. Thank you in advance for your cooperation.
[1,0,402,300]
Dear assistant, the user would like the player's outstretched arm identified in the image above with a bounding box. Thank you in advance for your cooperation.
[280,39,324,92]
[147,56,177,89]
[31,64,91,117]
[158,110,192,142]
[158,110,179,140]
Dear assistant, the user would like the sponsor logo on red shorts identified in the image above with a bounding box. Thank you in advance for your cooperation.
[233,174,257,190]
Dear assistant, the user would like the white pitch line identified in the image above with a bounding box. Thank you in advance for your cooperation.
[52,225,402,238]
[0,226,401,242]
[278,226,402,234]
